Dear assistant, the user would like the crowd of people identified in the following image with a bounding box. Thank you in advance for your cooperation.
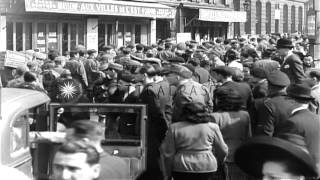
[2,33,320,180]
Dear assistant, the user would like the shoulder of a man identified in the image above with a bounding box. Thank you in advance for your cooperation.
[99,154,130,179]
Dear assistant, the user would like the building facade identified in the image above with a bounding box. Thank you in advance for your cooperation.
[0,0,175,53]
[233,0,307,36]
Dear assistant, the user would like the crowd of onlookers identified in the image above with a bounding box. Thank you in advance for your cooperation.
[1,32,320,180]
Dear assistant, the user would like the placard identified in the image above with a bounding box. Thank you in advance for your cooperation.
[176,33,191,44]
[1,51,32,68]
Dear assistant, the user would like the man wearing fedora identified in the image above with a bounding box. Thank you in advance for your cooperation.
[277,38,306,84]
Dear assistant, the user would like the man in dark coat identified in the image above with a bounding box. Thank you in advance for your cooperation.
[187,58,210,84]
[139,64,172,179]
[212,66,253,111]
[65,50,88,88]
[277,38,306,84]
[271,82,320,175]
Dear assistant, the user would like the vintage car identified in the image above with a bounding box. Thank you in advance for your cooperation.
[0,88,147,180]
[0,88,50,178]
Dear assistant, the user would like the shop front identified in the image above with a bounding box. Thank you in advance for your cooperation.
[2,0,175,54]
[177,4,246,41]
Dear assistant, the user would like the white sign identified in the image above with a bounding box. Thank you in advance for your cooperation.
[3,51,31,68]
[199,9,247,22]
[275,9,280,20]
[176,33,191,43]
[86,18,98,51]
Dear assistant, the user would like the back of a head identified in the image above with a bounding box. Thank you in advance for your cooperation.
[139,64,156,77]
[56,141,100,165]
[24,71,37,83]
[15,65,29,77]
[69,120,104,142]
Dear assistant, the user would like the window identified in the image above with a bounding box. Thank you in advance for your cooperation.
[283,4,288,33]
[298,6,303,32]
[6,22,13,50]
[256,0,262,34]
[62,23,68,53]
[25,23,32,50]
[266,2,271,34]
[10,112,29,157]
[118,24,124,47]
[107,24,113,45]
[70,24,77,50]
[78,24,84,46]
[16,22,23,51]
[98,23,105,52]
[291,6,296,33]
[37,23,46,52]
[135,24,141,44]
[48,23,58,51]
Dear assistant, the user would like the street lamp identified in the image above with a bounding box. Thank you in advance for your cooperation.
[243,0,250,11]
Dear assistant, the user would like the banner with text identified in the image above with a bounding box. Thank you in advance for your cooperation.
[25,0,176,19]
[199,9,247,22]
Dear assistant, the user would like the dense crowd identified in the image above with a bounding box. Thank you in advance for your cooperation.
[1,33,320,180]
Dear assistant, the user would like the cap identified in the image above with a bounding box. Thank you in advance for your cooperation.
[211,66,234,77]
[267,70,290,87]
[251,67,267,79]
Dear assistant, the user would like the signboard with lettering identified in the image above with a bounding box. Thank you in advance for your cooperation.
[25,0,176,19]
[199,9,247,22]
[0,51,32,68]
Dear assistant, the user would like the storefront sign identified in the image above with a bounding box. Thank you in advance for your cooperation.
[25,0,176,19]
[199,9,247,22]
[307,15,316,37]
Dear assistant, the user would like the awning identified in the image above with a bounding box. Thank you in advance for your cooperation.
[24,0,176,19]
[199,9,247,22]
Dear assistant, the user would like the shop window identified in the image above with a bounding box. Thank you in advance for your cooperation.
[118,24,124,47]
[37,23,46,52]
[70,24,77,50]
[62,23,68,53]
[135,24,141,44]
[25,23,32,50]
[48,23,58,51]
[125,24,132,46]
[98,23,105,52]
[6,22,13,50]
[16,23,23,51]
[78,24,84,46]
[107,24,113,45]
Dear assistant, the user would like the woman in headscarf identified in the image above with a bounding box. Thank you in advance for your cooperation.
[161,102,228,180]
[211,87,252,180]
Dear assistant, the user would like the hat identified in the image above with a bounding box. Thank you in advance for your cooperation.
[167,64,193,78]
[286,82,314,100]
[176,42,187,51]
[309,69,320,79]
[108,62,123,71]
[267,70,290,87]
[211,66,234,77]
[276,38,294,49]
[234,136,318,178]
[118,71,137,83]
[87,49,97,55]
[61,69,72,76]
[99,63,109,71]
[102,45,113,51]
[185,49,194,54]
[189,40,198,44]
[251,67,267,79]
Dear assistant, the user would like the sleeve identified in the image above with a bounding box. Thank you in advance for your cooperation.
[256,101,275,136]
[290,58,306,83]
[160,127,176,178]
[212,124,228,163]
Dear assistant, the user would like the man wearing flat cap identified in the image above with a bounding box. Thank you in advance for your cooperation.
[165,64,213,123]
[277,38,306,84]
